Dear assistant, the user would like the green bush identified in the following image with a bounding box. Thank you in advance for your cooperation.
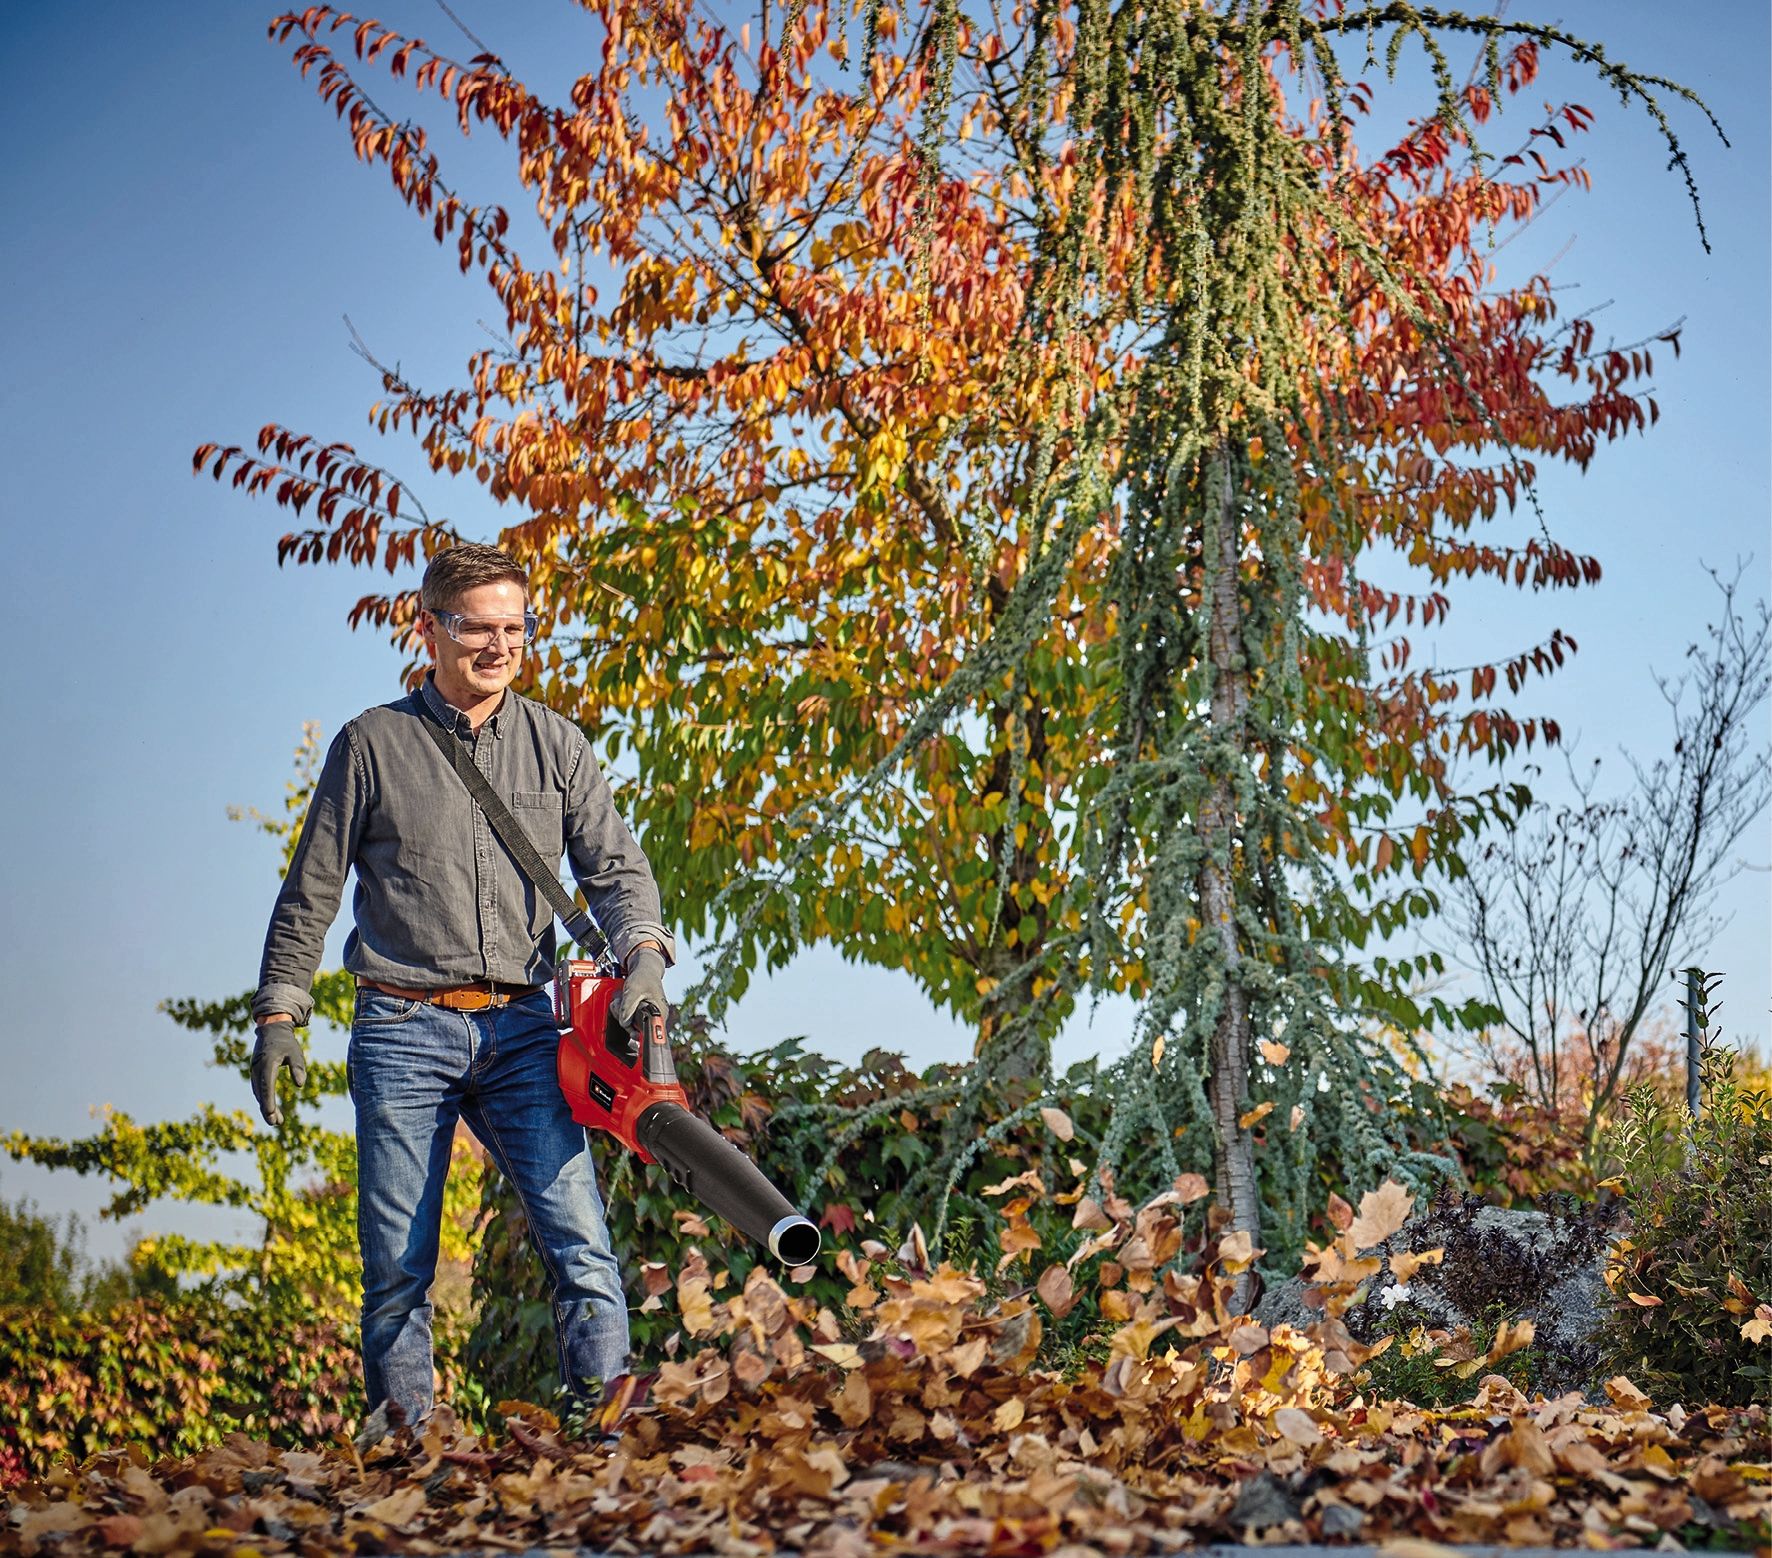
[0,1192,86,1313]
[1359,1300,1542,1408]
[1596,1030,1772,1407]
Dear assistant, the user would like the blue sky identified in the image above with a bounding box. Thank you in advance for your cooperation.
[1,2,1765,1266]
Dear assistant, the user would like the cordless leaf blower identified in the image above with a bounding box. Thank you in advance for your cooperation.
[553,960,823,1268]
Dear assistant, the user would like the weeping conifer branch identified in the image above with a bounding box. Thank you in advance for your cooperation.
[681,0,1719,1273]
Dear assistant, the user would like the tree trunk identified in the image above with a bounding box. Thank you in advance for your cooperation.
[1199,445,1261,1308]
[973,692,1053,1086]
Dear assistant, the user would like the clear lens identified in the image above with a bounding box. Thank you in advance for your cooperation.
[436,609,538,648]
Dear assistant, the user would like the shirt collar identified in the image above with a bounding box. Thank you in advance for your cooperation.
[420,673,508,738]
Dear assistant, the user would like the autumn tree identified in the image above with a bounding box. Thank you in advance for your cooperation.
[199,1,1716,1266]
[1452,566,1771,1148]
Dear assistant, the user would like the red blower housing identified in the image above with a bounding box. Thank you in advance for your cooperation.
[553,959,822,1266]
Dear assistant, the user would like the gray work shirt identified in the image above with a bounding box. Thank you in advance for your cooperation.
[252,675,674,1027]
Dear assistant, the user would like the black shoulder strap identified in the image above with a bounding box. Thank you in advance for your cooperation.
[415,699,614,965]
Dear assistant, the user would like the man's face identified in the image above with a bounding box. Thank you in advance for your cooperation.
[418,579,531,704]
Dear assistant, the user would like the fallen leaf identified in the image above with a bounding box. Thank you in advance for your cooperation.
[1604,1375,1652,1409]
[1388,1246,1443,1284]
[1258,1038,1291,1065]
[1227,1322,1269,1355]
[94,1514,145,1548]
[1348,1181,1413,1250]
[1071,1196,1112,1231]
[897,1223,929,1270]
[1173,1172,1211,1204]
[948,1335,989,1377]
[1036,1263,1077,1318]
[1272,1405,1322,1447]
[1217,1229,1258,1271]
[360,1484,427,1528]
[1040,1106,1075,1142]
[832,1368,872,1428]
[1238,1100,1276,1130]
[1492,1419,1554,1476]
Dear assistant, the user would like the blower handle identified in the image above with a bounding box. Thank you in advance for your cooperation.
[627,1001,679,1088]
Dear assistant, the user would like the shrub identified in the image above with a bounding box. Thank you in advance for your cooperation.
[468,1030,1516,1413]
[0,1297,373,1488]
[0,1192,86,1313]
[1596,1023,1772,1407]
[1436,1080,1596,1204]
[465,1039,1111,1405]
[1360,1301,1542,1408]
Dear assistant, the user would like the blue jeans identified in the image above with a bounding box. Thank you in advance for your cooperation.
[347,986,629,1421]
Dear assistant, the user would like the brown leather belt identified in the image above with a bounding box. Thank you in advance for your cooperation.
[360,979,540,1011]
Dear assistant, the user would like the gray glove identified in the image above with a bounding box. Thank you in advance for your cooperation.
[251,1022,308,1127]
[610,947,668,1034]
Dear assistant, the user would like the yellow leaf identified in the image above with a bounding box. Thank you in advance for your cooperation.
[810,1342,864,1370]
[678,1277,718,1336]
[1239,1100,1276,1130]
[1151,1034,1166,1068]
[993,1397,1026,1432]
[1388,1246,1444,1284]
[1217,1229,1258,1272]
[1627,1291,1664,1307]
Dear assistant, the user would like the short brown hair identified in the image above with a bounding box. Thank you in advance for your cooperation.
[420,542,528,613]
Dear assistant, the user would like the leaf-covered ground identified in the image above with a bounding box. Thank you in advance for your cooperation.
[6,1183,1768,1555]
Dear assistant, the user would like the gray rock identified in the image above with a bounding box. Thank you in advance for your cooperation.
[1256,1196,1617,1397]
[1316,1502,1366,1539]
[1254,1274,1314,1332]
[1229,1471,1301,1532]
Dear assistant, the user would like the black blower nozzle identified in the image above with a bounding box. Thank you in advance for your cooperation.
[636,1101,823,1266]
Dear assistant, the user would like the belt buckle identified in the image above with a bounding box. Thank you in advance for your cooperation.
[467,980,502,1011]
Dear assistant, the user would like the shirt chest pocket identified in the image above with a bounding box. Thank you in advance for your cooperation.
[510,789,565,860]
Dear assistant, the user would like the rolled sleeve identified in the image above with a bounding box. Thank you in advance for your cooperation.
[252,725,366,1027]
[563,738,676,968]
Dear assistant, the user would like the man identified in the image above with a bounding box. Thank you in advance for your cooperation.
[249,541,672,1426]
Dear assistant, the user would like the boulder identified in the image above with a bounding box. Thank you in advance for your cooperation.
[1255,1195,1618,1397]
